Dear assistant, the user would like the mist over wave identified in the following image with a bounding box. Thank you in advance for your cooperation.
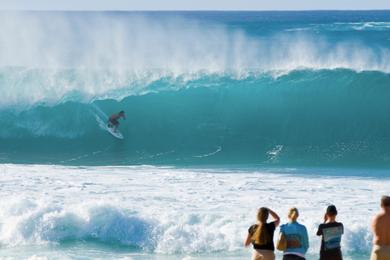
[1,11,390,167]
[0,11,390,260]
[1,12,390,107]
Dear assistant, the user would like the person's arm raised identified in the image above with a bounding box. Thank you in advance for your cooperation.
[323,213,328,223]
[268,208,280,227]
[244,232,252,247]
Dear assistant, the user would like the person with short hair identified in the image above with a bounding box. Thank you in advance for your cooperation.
[371,195,390,260]
[280,207,309,260]
[316,205,344,260]
[245,207,281,260]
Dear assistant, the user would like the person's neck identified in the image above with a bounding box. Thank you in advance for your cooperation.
[384,208,390,215]
[326,217,336,223]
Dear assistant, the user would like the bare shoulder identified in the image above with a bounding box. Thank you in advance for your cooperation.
[372,213,382,226]
[373,212,390,225]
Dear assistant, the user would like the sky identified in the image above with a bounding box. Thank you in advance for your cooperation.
[0,0,389,11]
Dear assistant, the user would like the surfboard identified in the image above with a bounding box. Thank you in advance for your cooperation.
[94,112,124,139]
[107,124,124,139]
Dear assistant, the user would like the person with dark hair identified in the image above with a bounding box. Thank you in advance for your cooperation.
[316,205,344,260]
[245,207,280,260]
[371,195,390,260]
[108,111,125,132]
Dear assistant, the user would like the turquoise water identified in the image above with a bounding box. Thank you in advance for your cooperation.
[2,69,390,166]
[0,11,389,259]
[1,11,390,166]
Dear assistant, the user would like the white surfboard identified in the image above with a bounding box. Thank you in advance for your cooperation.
[106,124,124,139]
[94,112,124,139]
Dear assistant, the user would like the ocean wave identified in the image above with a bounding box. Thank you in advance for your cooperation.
[0,164,387,257]
[1,69,390,166]
[1,12,390,107]
[0,198,239,254]
[335,22,390,31]
[1,12,390,167]
[286,22,390,32]
[0,199,155,249]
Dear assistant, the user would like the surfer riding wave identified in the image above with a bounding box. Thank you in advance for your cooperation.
[108,111,125,132]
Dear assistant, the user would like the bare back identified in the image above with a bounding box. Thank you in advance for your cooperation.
[109,114,120,121]
[373,212,390,245]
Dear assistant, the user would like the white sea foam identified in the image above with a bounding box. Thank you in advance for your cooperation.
[286,22,390,32]
[0,164,387,259]
[0,12,390,107]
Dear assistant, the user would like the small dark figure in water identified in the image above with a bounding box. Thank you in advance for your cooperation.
[108,111,125,132]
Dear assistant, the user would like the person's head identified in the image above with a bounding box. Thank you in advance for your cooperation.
[381,196,390,212]
[326,205,338,218]
[119,110,125,115]
[252,207,271,245]
[257,207,269,224]
[288,207,299,222]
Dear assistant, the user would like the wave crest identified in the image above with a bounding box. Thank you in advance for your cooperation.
[0,199,156,249]
[1,12,390,106]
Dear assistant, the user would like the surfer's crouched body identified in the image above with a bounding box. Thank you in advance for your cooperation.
[108,111,125,131]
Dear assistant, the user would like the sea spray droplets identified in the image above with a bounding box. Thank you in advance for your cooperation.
[1,13,390,106]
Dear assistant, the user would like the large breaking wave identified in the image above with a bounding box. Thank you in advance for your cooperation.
[1,12,390,166]
[1,69,390,166]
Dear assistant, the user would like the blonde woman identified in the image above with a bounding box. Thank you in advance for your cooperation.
[279,208,309,260]
[245,207,280,260]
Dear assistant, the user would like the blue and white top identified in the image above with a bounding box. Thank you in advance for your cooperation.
[280,221,309,257]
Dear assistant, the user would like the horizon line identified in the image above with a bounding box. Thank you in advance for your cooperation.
[0,9,390,12]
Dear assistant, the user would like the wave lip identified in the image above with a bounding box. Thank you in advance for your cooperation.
[1,69,390,167]
[1,12,390,107]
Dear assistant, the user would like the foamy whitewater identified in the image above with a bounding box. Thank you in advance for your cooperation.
[0,164,388,260]
[1,10,390,259]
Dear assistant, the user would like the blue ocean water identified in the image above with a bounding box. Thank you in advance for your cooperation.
[0,11,390,260]
[1,11,390,167]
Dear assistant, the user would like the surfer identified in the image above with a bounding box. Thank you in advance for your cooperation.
[108,111,125,132]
